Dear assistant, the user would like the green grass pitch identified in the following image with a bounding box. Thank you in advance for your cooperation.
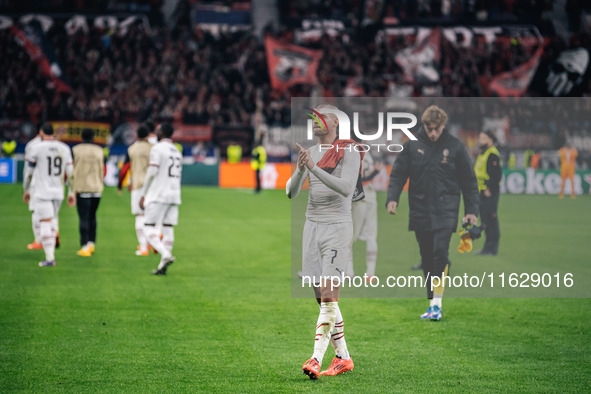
[0,184,589,392]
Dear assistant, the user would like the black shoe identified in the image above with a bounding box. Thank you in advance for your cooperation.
[55,234,60,249]
[411,263,422,270]
[153,256,175,275]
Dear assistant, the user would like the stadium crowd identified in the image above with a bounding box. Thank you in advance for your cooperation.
[0,0,590,142]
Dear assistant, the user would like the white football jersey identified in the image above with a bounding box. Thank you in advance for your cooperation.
[23,135,42,195]
[144,139,182,205]
[361,151,376,197]
[25,139,73,200]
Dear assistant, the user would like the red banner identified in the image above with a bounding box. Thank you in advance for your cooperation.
[489,46,543,97]
[10,26,71,93]
[264,36,322,91]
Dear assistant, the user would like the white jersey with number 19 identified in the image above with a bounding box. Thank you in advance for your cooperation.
[144,139,182,205]
[25,139,73,201]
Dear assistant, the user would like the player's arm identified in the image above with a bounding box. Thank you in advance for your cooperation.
[455,144,479,223]
[286,166,308,199]
[22,156,35,202]
[386,141,411,213]
[308,149,360,197]
[65,148,75,207]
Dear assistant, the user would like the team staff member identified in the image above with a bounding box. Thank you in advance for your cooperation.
[72,128,104,257]
[386,105,479,321]
[474,131,502,256]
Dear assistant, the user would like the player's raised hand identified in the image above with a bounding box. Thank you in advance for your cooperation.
[296,143,314,170]
[387,201,398,215]
[23,192,30,204]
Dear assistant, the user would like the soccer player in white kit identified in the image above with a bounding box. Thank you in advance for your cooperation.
[352,151,382,280]
[22,123,75,267]
[24,127,43,250]
[287,104,362,379]
[139,122,182,275]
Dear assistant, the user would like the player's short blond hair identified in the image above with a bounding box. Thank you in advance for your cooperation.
[421,105,448,127]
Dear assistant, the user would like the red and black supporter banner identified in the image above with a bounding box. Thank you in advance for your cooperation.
[264,36,322,92]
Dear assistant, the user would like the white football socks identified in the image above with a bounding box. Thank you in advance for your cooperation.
[135,215,147,251]
[32,214,40,243]
[330,304,350,360]
[162,225,174,254]
[145,225,170,259]
[40,221,55,262]
[312,301,337,365]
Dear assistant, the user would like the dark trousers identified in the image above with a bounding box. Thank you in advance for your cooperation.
[415,229,453,299]
[255,169,261,193]
[479,191,500,254]
[76,195,100,246]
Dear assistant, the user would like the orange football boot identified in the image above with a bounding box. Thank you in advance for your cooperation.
[319,357,354,376]
[302,358,320,380]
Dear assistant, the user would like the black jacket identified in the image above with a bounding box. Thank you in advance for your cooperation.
[387,128,479,232]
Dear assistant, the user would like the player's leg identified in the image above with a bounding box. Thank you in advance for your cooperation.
[36,200,56,266]
[28,210,43,249]
[87,197,100,252]
[569,172,576,198]
[363,200,378,279]
[559,168,566,198]
[144,203,174,275]
[132,190,148,255]
[415,231,435,318]
[154,205,178,274]
[52,201,61,248]
[301,221,323,379]
[317,223,353,376]
[429,229,453,321]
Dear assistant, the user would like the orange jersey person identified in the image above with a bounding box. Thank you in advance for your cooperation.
[559,146,577,198]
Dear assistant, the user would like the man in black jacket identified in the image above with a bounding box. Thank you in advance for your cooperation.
[386,105,479,321]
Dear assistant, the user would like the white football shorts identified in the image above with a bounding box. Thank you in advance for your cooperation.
[131,189,144,215]
[301,220,353,283]
[144,202,178,226]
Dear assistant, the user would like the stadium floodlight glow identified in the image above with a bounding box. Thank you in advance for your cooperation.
[306,108,418,150]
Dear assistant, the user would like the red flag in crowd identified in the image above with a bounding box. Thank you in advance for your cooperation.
[264,36,322,91]
[489,46,543,97]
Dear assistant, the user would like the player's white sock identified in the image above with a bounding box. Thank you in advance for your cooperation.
[366,239,377,277]
[330,304,350,360]
[162,225,174,253]
[135,216,147,251]
[40,221,55,262]
[145,225,170,259]
[312,301,337,366]
[32,213,41,243]
[52,217,59,235]
[430,298,442,308]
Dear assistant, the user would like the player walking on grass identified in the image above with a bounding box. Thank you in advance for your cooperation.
[352,151,382,280]
[24,126,43,250]
[139,123,182,275]
[118,124,154,256]
[287,104,363,379]
[22,123,75,267]
[387,105,479,321]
